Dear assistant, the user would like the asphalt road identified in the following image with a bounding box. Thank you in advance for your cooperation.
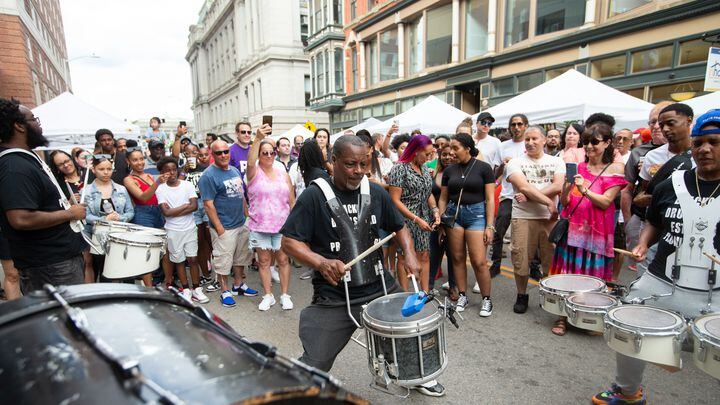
[204,257,720,405]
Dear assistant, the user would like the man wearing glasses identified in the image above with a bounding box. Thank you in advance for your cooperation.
[474,112,501,167]
[0,98,87,293]
[229,121,253,181]
[199,140,258,308]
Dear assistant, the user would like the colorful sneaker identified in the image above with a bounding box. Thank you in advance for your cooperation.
[592,384,646,405]
[258,294,276,311]
[180,288,192,301]
[221,291,236,308]
[456,294,468,312]
[479,297,493,317]
[232,283,258,297]
[280,294,294,310]
[270,266,280,283]
[414,380,445,397]
[192,287,210,304]
[204,280,220,292]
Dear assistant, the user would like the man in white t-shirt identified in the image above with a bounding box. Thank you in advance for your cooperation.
[489,113,528,277]
[156,156,209,304]
[474,112,502,168]
[506,126,564,314]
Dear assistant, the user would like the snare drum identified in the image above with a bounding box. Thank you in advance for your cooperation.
[539,275,606,316]
[604,305,687,368]
[691,313,720,380]
[362,292,447,387]
[565,292,619,332]
[103,232,165,279]
[134,227,168,252]
[91,220,143,254]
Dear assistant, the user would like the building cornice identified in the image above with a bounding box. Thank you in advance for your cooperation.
[305,30,345,52]
[343,0,720,103]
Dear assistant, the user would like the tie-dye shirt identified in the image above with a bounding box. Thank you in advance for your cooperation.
[247,165,290,233]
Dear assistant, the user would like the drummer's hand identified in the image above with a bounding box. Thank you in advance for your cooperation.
[403,254,421,280]
[631,244,648,262]
[106,211,120,221]
[68,203,87,220]
[317,258,347,286]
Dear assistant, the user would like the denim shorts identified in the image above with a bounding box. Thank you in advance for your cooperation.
[248,231,282,251]
[446,201,486,231]
[132,204,164,229]
[193,205,209,225]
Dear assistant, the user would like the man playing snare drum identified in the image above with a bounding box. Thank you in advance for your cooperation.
[281,136,445,397]
[592,109,720,404]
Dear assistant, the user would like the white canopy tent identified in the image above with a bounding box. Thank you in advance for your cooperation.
[473,70,654,130]
[330,117,381,143]
[272,124,314,141]
[367,95,470,135]
[685,91,720,118]
[32,92,141,149]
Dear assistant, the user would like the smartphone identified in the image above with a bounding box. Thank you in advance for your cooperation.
[179,120,187,127]
[262,115,273,135]
[187,156,197,169]
[566,162,578,183]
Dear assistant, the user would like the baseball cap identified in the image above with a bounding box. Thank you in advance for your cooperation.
[691,109,720,137]
[476,112,495,123]
[180,135,192,144]
[148,139,164,149]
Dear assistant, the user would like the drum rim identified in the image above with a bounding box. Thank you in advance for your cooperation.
[692,314,720,346]
[565,292,619,311]
[606,305,686,334]
[362,292,444,332]
[107,232,165,247]
[539,274,606,295]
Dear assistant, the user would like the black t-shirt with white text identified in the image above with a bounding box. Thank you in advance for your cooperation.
[0,149,86,268]
[280,181,405,305]
[647,170,720,283]
[441,159,495,205]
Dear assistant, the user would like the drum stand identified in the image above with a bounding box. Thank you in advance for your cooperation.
[628,245,681,304]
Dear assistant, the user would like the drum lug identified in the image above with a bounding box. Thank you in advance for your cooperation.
[697,340,707,361]
[566,305,576,322]
[123,245,128,260]
[146,248,151,262]
[633,332,643,353]
[106,243,111,255]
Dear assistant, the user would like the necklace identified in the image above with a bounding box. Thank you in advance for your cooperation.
[695,171,720,207]
[461,159,477,179]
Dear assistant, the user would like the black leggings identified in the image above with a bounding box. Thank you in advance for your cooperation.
[429,230,455,290]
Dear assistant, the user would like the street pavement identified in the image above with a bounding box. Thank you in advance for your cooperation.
[205,256,720,405]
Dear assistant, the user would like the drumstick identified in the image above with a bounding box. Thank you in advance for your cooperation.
[703,251,720,266]
[343,232,396,271]
[79,156,91,204]
[613,248,639,258]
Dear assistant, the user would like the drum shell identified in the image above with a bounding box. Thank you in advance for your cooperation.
[362,292,447,387]
[604,305,687,368]
[691,314,720,380]
[91,220,144,255]
[565,293,619,333]
[539,275,607,316]
[103,232,164,279]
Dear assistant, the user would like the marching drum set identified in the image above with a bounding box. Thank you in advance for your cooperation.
[90,219,168,280]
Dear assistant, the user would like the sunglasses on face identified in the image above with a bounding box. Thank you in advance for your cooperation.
[582,138,603,146]
[238,130,252,135]
[126,146,143,153]
[261,150,276,157]
[510,122,525,127]
[94,154,112,159]
[479,120,493,127]
[213,150,230,156]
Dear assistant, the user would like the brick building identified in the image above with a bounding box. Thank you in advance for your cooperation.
[0,0,71,108]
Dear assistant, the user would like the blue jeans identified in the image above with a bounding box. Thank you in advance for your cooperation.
[132,205,164,229]
[447,202,487,231]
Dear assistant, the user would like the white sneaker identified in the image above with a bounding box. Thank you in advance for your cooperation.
[280,294,294,310]
[456,294,468,312]
[181,288,192,301]
[270,266,280,283]
[472,282,481,294]
[258,294,276,311]
[479,297,493,317]
[192,287,210,304]
[441,281,449,290]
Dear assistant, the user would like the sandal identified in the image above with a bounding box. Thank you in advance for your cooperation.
[551,317,567,336]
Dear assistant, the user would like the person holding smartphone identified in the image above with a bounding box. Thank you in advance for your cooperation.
[387,135,439,292]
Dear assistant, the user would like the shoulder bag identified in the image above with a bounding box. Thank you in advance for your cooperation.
[441,160,476,228]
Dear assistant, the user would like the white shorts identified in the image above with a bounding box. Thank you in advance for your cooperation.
[167,228,198,263]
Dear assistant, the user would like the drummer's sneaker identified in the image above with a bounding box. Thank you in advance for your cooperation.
[280,294,294,310]
[592,384,646,404]
[192,287,210,304]
[232,282,259,297]
[479,297,493,317]
[456,294,468,312]
[414,380,445,397]
[513,293,529,314]
[258,294,276,311]
[221,291,236,308]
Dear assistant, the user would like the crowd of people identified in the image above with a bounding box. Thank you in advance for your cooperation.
[1,94,719,402]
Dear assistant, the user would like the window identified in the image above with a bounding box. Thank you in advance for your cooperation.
[367,38,378,86]
[590,55,626,79]
[465,0,489,58]
[380,29,398,81]
[313,0,323,32]
[608,0,652,17]
[334,48,344,93]
[319,51,327,95]
[301,13,309,45]
[630,45,673,74]
[649,80,706,104]
[535,0,584,36]
[312,56,318,96]
[517,71,542,92]
[491,77,514,96]
[351,47,358,92]
[621,88,644,100]
[384,102,395,115]
[400,98,415,112]
[678,39,711,66]
[504,0,530,47]
[332,0,342,25]
[305,75,311,106]
[362,107,372,119]
[407,16,424,75]
[426,5,452,67]
[372,104,383,116]
[545,65,572,80]
[350,0,357,20]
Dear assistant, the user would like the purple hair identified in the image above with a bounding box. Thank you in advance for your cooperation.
[398,134,432,163]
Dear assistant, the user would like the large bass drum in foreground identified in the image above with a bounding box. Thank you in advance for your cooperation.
[0,284,365,404]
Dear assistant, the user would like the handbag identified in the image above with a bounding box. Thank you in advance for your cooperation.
[441,160,476,229]
[548,163,610,244]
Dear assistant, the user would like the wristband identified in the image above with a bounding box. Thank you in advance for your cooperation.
[487,225,496,232]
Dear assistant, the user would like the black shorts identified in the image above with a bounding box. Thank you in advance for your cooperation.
[0,230,11,261]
